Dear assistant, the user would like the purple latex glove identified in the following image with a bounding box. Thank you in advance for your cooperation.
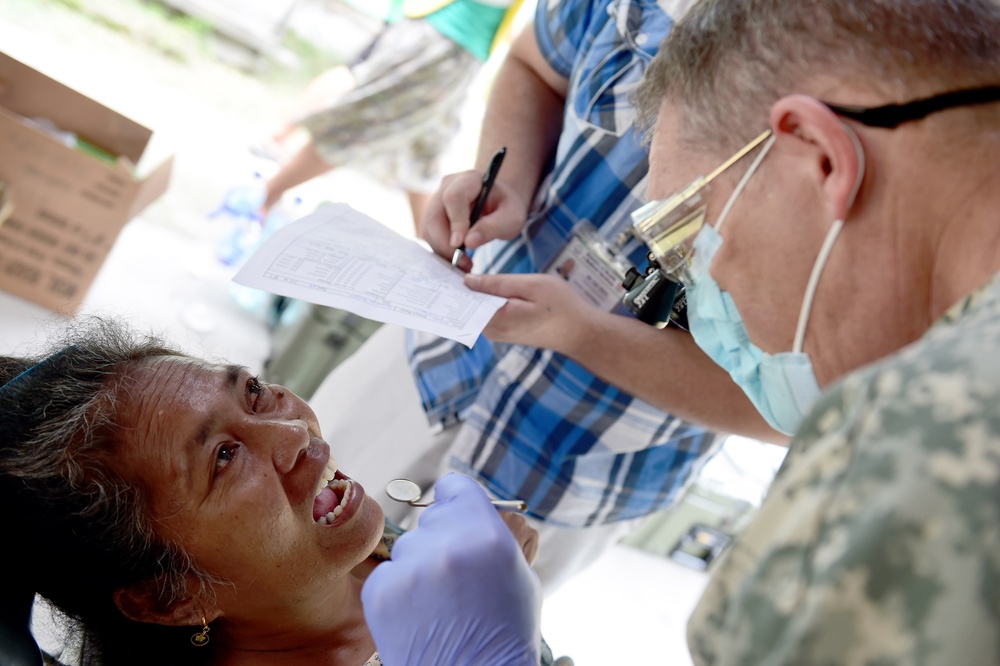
[361,473,542,665]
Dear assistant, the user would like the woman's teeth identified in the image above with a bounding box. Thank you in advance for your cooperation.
[315,456,339,497]
[317,479,352,525]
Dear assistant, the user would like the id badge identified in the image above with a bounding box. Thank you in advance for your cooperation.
[545,222,631,311]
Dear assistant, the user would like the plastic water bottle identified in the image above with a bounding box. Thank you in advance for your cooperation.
[220,187,310,323]
[211,173,267,267]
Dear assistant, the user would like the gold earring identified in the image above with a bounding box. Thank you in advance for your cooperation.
[191,616,210,647]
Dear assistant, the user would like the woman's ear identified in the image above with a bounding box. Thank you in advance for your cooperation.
[113,577,219,627]
[769,94,865,222]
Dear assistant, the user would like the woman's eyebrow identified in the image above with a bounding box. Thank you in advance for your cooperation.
[224,363,248,389]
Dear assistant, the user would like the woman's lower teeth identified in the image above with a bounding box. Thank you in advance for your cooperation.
[318,480,351,525]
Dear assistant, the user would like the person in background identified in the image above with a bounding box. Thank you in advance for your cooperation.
[256,0,523,229]
[359,0,1000,664]
[309,0,778,597]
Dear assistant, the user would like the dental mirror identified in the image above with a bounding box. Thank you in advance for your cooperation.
[385,478,528,512]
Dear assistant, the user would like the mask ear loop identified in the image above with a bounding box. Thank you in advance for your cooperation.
[791,124,866,353]
[715,136,776,234]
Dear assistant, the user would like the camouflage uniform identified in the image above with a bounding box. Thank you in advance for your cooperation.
[688,273,1000,665]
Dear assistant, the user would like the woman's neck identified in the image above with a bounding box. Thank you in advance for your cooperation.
[211,572,376,666]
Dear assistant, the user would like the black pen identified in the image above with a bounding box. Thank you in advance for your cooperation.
[452,146,507,266]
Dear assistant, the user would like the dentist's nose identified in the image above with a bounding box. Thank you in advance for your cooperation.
[264,418,311,474]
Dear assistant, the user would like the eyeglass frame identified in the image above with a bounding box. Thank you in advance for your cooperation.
[631,84,1000,283]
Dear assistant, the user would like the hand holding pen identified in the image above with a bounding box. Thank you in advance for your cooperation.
[451,146,507,267]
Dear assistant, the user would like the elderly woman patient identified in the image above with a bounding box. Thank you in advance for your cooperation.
[0,318,546,666]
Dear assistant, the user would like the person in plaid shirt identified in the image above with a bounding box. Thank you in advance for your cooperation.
[311,0,775,593]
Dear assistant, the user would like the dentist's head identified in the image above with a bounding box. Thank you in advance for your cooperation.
[634,0,1000,433]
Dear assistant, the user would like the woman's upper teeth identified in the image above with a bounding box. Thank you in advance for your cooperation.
[315,455,339,497]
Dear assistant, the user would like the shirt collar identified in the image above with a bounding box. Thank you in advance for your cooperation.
[936,271,1000,327]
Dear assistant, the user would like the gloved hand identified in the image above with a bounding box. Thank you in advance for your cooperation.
[361,473,542,666]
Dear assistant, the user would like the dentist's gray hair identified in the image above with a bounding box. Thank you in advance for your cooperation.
[636,0,1000,151]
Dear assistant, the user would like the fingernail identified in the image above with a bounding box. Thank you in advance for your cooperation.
[466,231,481,247]
[464,274,481,288]
[451,232,463,246]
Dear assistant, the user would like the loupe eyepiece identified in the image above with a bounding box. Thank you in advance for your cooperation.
[622,253,687,329]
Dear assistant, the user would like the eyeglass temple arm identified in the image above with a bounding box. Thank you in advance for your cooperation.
[704,130,774,185]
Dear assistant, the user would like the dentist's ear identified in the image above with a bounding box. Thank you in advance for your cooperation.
[769,94,866,222]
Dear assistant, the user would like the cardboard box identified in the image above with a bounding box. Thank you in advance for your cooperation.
[0,52,173,312]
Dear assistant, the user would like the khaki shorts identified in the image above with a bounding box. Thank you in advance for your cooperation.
[299,19,481,192]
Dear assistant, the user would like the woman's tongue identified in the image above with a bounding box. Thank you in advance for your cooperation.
[313,486,339,521]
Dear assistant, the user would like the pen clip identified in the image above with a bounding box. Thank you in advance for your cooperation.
[482,146,506,188]
[469,146,507,225]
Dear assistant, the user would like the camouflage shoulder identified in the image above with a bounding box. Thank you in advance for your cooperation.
[688,309,1000,665]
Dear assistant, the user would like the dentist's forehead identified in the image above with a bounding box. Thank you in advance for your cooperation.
[647,105,713,198]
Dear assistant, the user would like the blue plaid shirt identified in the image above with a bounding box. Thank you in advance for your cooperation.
[405,0,718,528]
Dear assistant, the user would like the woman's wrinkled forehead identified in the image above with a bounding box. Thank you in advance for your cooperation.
[119,356,217,419]
[123,356,247,402]
[111,357,240,474]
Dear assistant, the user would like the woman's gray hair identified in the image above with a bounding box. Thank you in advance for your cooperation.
[0,317,220,664]
[635,0,1000,152]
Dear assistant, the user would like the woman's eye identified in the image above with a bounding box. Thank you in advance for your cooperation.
[247,376,265,411]
[215,442,240,473]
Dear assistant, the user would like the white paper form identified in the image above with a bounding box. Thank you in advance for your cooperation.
[233,204,507,347]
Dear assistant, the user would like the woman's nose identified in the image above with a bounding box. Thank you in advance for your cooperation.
[273,385,322,434]
[263,418,311,473]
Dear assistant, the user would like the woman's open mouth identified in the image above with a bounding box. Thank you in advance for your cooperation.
[312,454,363,526]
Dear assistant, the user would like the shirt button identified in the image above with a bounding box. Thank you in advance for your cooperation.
[495,374,510,389]
[635,33,648,45]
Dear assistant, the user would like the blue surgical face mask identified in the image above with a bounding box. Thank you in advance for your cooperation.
[685,135,858,435]
[688,223,831,435]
